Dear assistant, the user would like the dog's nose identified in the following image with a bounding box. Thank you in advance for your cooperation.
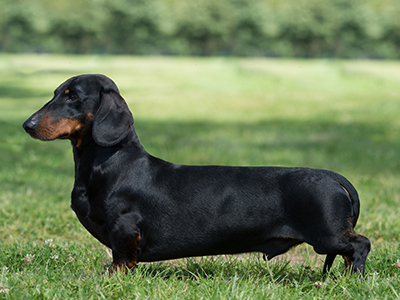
[23,118,38,133]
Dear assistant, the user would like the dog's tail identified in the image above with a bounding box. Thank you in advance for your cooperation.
[324,170,360,228]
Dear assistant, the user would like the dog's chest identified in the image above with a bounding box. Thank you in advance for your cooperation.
[71,177,107,222]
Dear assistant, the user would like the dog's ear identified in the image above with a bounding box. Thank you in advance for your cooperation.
[92,89,134,147]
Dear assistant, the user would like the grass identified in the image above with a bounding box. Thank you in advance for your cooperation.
[1,54,400,298]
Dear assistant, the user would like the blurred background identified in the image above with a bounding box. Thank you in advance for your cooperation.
[1,0,400,58]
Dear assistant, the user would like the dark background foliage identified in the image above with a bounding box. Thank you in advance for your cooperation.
[1,0,400,58]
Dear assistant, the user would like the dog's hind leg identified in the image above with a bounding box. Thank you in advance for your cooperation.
[320,233,370,277]
[310,229,370,277]
[343,234,371,276]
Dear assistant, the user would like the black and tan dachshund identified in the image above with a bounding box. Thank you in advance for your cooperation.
[23,74,370,276]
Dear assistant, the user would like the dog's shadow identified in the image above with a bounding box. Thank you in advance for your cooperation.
[122,256,324,285]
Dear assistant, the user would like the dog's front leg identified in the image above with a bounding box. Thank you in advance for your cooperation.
[109,234,141,274]
[108,220,141,274]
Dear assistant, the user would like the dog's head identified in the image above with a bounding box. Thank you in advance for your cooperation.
[23,74,134,148]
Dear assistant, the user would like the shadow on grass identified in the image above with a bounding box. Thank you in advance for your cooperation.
[135,118,399,177]
[133,256,321,286]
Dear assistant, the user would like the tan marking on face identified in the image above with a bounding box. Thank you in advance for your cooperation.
[33,113,82,141]
[71,113,95,148]
[64,89,70,94]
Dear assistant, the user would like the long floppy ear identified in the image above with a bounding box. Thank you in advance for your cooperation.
[92,89,134,147]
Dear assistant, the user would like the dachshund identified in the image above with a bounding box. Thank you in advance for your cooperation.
[23,74,370,276]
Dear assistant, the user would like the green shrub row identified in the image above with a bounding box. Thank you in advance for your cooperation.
[1,0,400,58]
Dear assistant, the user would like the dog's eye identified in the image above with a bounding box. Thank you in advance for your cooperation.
[64,89,78,101]
[68,94,78,101]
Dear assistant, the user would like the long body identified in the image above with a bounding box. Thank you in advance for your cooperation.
[23,74,370,276]
[72,129,357,262]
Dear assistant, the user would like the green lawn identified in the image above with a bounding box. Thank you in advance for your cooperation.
[1,54,400,299]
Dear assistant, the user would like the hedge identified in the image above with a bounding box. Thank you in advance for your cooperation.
[1,0,400,58]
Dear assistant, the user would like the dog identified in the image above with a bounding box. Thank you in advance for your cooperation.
[23,74,370,276]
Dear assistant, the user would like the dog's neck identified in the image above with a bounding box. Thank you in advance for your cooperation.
[72,126,147,177]
[124,126,144,149]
